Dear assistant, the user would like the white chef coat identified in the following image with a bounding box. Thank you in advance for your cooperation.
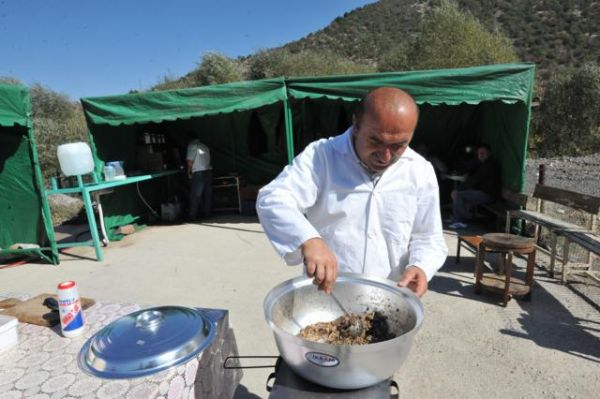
[256,127,448,281]
[186,140,212,172]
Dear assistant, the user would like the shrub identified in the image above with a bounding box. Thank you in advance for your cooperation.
[247,48,374,79]
[537,63,600,157]
[189,52,245,86]
[405,0,518,70]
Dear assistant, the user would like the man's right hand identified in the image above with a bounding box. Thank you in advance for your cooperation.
[301,238,338,294]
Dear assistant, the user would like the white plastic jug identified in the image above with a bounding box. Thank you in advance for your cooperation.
[57,142,95,177]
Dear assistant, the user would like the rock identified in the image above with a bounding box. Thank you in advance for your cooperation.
[8,243,40,250]
[117,225,135,235]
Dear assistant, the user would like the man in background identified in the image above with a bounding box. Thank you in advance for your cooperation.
[448,144,501,229]
[186,137,212,221]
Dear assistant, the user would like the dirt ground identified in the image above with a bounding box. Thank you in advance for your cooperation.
[1,217,598,398]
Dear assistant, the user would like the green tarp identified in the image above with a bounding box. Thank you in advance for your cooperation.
[0,84,30,128]
[286,63,534,105]
[81,63,535,234]
[82,78,287,126]
[0,84,56,263]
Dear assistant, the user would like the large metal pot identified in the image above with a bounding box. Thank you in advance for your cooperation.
[264,273,424,390]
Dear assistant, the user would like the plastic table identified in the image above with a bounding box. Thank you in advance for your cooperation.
[45,170,181,261]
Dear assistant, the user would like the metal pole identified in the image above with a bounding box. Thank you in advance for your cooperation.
[82,187,104,261]
[538,164,545,214]
[283,98,295,164]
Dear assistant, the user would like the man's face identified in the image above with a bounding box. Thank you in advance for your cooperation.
[353,112,414,172]
[477,147,490,162]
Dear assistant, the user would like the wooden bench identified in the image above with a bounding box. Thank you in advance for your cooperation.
[558,230,600,283]
[479,189,529,232]
[506,184,600,278]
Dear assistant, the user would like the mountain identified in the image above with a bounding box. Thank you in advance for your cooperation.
[281,0,600,76]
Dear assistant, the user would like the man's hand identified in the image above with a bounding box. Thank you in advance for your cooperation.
[301,238,338,294]
[398,266,428,297]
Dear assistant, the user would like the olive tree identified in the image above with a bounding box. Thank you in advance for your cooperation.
[190,52,245,86]
[27,84,87,178]
[248,48,374,79]
[383,0,518,71]
[537,63,600,157]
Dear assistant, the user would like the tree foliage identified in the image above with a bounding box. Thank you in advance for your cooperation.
[153,73,194,91]
[28,85,87,177]
[284,0,600,78]
[0,76,22,85]
[248,49,375,80]
[190,52,245,86]
[378,44,410,72]
[154,52,245,91]
[537,63,600,157]
[30,84,75,120]
[397,1,517,70]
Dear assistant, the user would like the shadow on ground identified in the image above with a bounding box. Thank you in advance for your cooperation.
[234,384,262,399]
[432,254,600,363]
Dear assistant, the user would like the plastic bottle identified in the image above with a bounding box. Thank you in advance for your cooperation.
[104,164,116,181]
[57,281,86,338]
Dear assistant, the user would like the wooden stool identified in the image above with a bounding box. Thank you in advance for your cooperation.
[456,235,483,264]
[474,233,536,306]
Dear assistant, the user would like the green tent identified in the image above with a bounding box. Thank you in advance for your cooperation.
[81,78,291,234]
[0,84,57,263]
[81,63,535,234]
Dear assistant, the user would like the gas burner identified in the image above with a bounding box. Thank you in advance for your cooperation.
[266,358,399,398]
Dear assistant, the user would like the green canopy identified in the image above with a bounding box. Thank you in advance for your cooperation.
[80,63,535,234]
[82,78,287,126]
[286,63,536,193]
[0,84,56,263]
[287,63,533,105]
[0,84,31,128]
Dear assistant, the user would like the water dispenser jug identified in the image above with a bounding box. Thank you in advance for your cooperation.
[57,142,95,176]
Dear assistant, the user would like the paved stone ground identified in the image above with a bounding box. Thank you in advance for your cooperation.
[1,217,599,398]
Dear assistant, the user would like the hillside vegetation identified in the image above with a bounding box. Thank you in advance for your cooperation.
[3,0,599,169]
[283,0,600,78]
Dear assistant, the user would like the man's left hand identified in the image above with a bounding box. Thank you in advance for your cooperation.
[398,266,428,297]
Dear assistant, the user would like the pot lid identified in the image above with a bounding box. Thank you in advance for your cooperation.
[78,306,216,379]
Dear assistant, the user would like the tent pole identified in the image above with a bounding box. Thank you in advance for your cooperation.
[85,126,102,180]
[283,98,294,164]
[520,66,536,193]
[27,119,59,264]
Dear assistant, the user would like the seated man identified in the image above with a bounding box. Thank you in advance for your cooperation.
[448,144,501,229]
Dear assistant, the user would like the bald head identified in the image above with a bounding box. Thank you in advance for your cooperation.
[352,87,419,172]
[355,87,419,128]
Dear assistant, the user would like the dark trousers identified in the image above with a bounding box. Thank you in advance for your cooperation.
[189,170,212,220]
[452,189,493,222]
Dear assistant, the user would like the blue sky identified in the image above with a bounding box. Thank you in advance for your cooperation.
[0,0,375,100]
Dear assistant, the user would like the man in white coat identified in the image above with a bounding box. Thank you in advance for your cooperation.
[256,88,447,296]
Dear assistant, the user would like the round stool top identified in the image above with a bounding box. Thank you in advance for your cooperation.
[482,233,534,250]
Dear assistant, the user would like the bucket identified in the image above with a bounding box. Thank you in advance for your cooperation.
[57,142,95,177]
